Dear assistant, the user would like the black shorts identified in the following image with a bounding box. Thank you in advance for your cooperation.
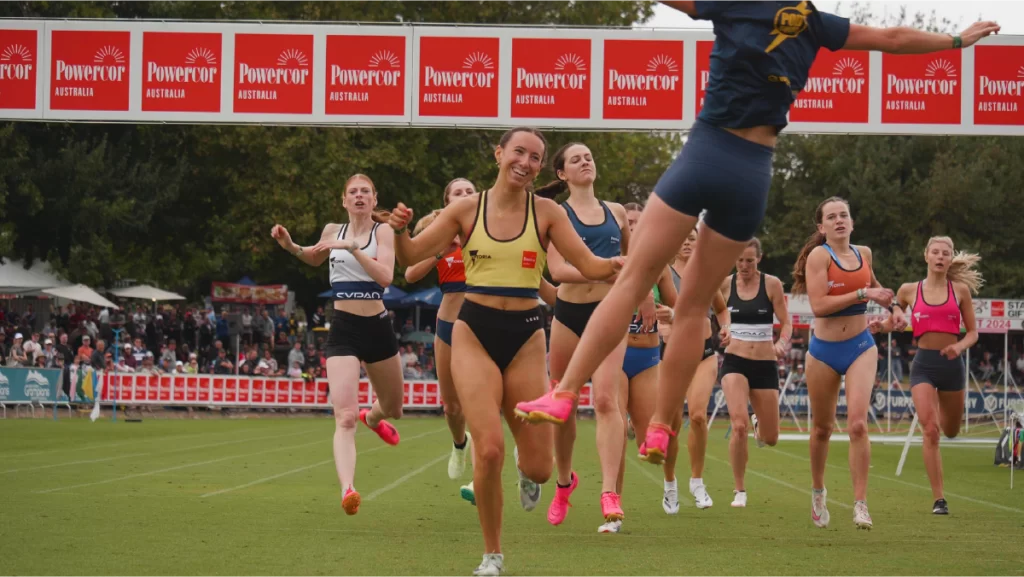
[659,337,715,361]
[720,353,778,390]
[910,349,966,392]
[553,298,598,339]
[458,300,544,373]
[324,309,399,364]
[653,119,774,242]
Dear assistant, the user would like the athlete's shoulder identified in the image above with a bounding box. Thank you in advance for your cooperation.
[765,274,786,292]
[855,244,874,261]
[320,223,342,238]
[604,201,628,225]
[533,194,561,215]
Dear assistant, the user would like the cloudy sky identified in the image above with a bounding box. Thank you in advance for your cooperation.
[644,1,1024,35]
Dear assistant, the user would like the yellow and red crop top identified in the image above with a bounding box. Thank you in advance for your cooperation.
[462,189,547,299]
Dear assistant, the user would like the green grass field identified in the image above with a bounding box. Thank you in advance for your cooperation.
[1,415,1019,575]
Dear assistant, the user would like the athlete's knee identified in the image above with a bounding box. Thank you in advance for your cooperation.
[811,422,833,443]
[474,437,505,473]
[760,426,779,447]
[443,398,463,420]
[847,418,868,441]
[689,411,707,432]
[921,420,941,445]
[941,420,961,440]
[518,454,553,485]
[730,417,748,439]
[335,406,358,431]
[592,387,620,417]
[380,397,403,420]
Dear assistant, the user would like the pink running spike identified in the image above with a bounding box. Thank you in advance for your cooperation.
[359,408,400,445]
[514,390,576,425]
[600,491,624,522]
[547,471,579,526]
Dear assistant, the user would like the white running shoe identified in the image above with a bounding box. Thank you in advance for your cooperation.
[473,553,504,576]
[751,414,765,448]
[663,484,680,515]
[514,446,541,512]
[811,488,830,528]
[449,432,471,480]
[853,501,873,530]
[460,480,476,506]
[731,490,747,508]
[691,482,713,509]
[597,520,622,533]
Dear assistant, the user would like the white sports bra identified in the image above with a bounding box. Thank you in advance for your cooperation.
[329,222,383,300]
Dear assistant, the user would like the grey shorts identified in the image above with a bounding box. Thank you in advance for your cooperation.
[910,349,965,392]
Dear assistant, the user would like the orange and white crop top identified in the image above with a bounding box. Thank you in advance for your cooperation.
[822,243,872,317]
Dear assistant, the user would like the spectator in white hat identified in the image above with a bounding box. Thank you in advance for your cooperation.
[7,333,27,367]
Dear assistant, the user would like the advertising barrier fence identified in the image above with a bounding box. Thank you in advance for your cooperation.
[1,19,1023,135]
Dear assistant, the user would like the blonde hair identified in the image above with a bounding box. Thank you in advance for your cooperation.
[926,236,983,295]
[413,209,443,236]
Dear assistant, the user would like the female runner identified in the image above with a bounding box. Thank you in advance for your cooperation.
[658,223,730,513]
[386,127,622,576]
[403,178,478,495]
[270,173,404,516]
[881,236,980,515]
[791,196,903,530]
[719,237,791,508]
[531,142,636,530]
[514,2,1000,469]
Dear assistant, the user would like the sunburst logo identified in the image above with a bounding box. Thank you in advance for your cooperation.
[554,53,586,71]
[94,46,125,64]
[1,44,32,62]
[1018,65,1024,78]
[832,57,864,76]
[369,50,400,69]
[185,47,216,66]
[463,51,494,70]
[277,49,308,67]
[925,58,957,77]
[646,54,678,73]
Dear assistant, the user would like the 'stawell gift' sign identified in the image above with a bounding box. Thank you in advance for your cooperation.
[511,38,591,119]
[233,33,313,114]
[0,29,37,110]
[142,32,222,112]
[325,35,406,117]
[418,35,499,118]
[50,30,130,111]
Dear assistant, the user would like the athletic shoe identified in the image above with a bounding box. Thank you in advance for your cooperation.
[359,409,400,445]
[731,490,747,508]
[690,482,713,509]
[597,520,622,533]
[932,498,949,515]
[473,554,504,576]
[601,491,624,522]
[853,501,873,529]
[639,425,673,465]
[449,432,471,479]
[461,481,476,506]
[514,445,541,512]
[547,471,578,526]
[342,486,360,515]
[513,388,576,425]
[751,414,765,448]
[663,483,680,515]
[811,488,830,528]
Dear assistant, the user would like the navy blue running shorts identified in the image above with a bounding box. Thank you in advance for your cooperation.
[654,119,774,242]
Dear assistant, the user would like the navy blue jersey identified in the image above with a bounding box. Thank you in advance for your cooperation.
[563,201,622,259]
[695,1,850,131]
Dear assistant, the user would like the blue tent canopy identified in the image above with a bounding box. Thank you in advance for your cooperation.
[236,276,257,286]
[401,287,443,308]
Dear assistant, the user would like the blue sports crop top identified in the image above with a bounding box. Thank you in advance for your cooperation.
[694,1,851,131]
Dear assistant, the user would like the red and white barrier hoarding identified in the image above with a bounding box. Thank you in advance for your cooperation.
[98,372,598,410]
[2,19,1021,135]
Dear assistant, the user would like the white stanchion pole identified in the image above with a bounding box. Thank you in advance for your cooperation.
[964,347,970,433]
[887,332,892,433]
[896,412,919,476]
[1004,333,1009,427]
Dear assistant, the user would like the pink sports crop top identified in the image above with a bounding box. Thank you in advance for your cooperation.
[911,280,961,338]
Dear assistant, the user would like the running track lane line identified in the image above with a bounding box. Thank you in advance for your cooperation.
[0,427,269,459]
[3,427,320,475]
[768,447,1024,515]
[34,437,326,494]
[365,452,449,501]
[704,454,854,510]
[199,426,448,498]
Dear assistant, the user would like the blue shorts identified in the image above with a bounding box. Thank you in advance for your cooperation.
[437,319,454,346]
[623,345,660,380]
[654,119,774,242]
[808,328,876,376]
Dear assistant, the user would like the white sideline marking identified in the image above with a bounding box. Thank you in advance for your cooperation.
[769,447,1024,515]
[200,426,448,498]
[34,437,324,494]
[704,454,853,510]
[0,427,268,458]
[626,456,665,487]
[5,427,319,476]
[365,452,448,501]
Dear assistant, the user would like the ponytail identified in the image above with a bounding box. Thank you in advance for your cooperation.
[534,179,567,199]
[791,231,825,295]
